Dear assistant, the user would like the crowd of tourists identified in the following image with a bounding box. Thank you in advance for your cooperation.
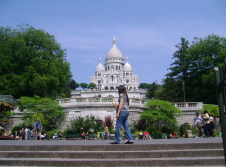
[193,110,215,138]
[12,128,47,140]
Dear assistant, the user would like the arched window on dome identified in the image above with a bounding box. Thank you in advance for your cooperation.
[116,65,118,70]
[119,66,121,70]
[108,66,109,70]
[110,86,114,90]
[98,73,101,76]
[105,87,108,90]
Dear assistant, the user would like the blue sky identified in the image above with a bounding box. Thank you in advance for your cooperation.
[1,0,226,84]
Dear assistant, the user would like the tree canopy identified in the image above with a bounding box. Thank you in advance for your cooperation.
[0,25,72,99]
[158,34,226,104]
[88,83,96,90]
[18,96,65,131]
[198,104,219,117]
[69,79,80,90]
[80,83,88,89]
[138,83,150,89]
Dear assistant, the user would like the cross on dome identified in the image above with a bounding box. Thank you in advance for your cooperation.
[126,57,128,63]
[112,37,116,46]
[106,37,123,59]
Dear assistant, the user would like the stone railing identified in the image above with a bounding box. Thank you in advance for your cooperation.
[58,99,202,111]
[172,102,203,111]
[57,97,145,105]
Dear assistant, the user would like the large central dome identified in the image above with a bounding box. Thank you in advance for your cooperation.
[106,37,123,59]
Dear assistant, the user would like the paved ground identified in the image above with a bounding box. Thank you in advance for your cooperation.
[0,137,223,146]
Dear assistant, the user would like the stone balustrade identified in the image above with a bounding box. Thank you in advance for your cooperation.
[58,99,202,111]
[57,97,145,105]
[172,102,203,112]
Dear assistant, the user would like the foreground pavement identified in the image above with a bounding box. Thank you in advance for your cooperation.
[0,137,225,167]
[0,136,223,145]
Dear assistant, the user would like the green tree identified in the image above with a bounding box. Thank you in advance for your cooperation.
[146,82,161,99]
[160,34,226,104]
[153,85,164,100]
[168,37,190,81]
[159,37,190,102]
[184,35,226,104]
[0,25,72,99]
[70,79,79,90]
[18,96,65,131]
[138,100,181,135]
[198,104,219,117]
[80,83,88,89]
[158,77,184,101]
[138,83,150,89]
[88,83,96,90]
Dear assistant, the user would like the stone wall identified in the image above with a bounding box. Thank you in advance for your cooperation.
[10,102,206,132]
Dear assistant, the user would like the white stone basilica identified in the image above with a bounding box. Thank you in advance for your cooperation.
[90,37,138,91]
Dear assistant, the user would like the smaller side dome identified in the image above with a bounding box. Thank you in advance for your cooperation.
[123,57,132,71]
[96,58,104,72]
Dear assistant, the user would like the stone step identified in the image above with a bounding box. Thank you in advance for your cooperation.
[0,157,225,166]
[0,143,223,151]
[0,149,223,159]
[0,138,224,166]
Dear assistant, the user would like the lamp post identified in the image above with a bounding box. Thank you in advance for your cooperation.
[182,81,186,102]
[214,67,226,165]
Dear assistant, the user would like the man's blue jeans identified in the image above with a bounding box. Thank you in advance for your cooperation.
[114,110,134,143]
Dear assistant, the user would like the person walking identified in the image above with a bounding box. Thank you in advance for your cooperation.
[111,85,134,144]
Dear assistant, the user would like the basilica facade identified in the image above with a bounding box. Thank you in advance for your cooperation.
[90,37,138,91]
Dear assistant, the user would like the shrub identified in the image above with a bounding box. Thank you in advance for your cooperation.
[139,100,181,135]
[179,122,192,137]
[64,115,100,135]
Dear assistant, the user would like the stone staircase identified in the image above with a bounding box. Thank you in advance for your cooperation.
[0,140,225,166]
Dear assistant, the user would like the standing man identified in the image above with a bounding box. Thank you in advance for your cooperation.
[34,121,40,140]
[194,112,202,138]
